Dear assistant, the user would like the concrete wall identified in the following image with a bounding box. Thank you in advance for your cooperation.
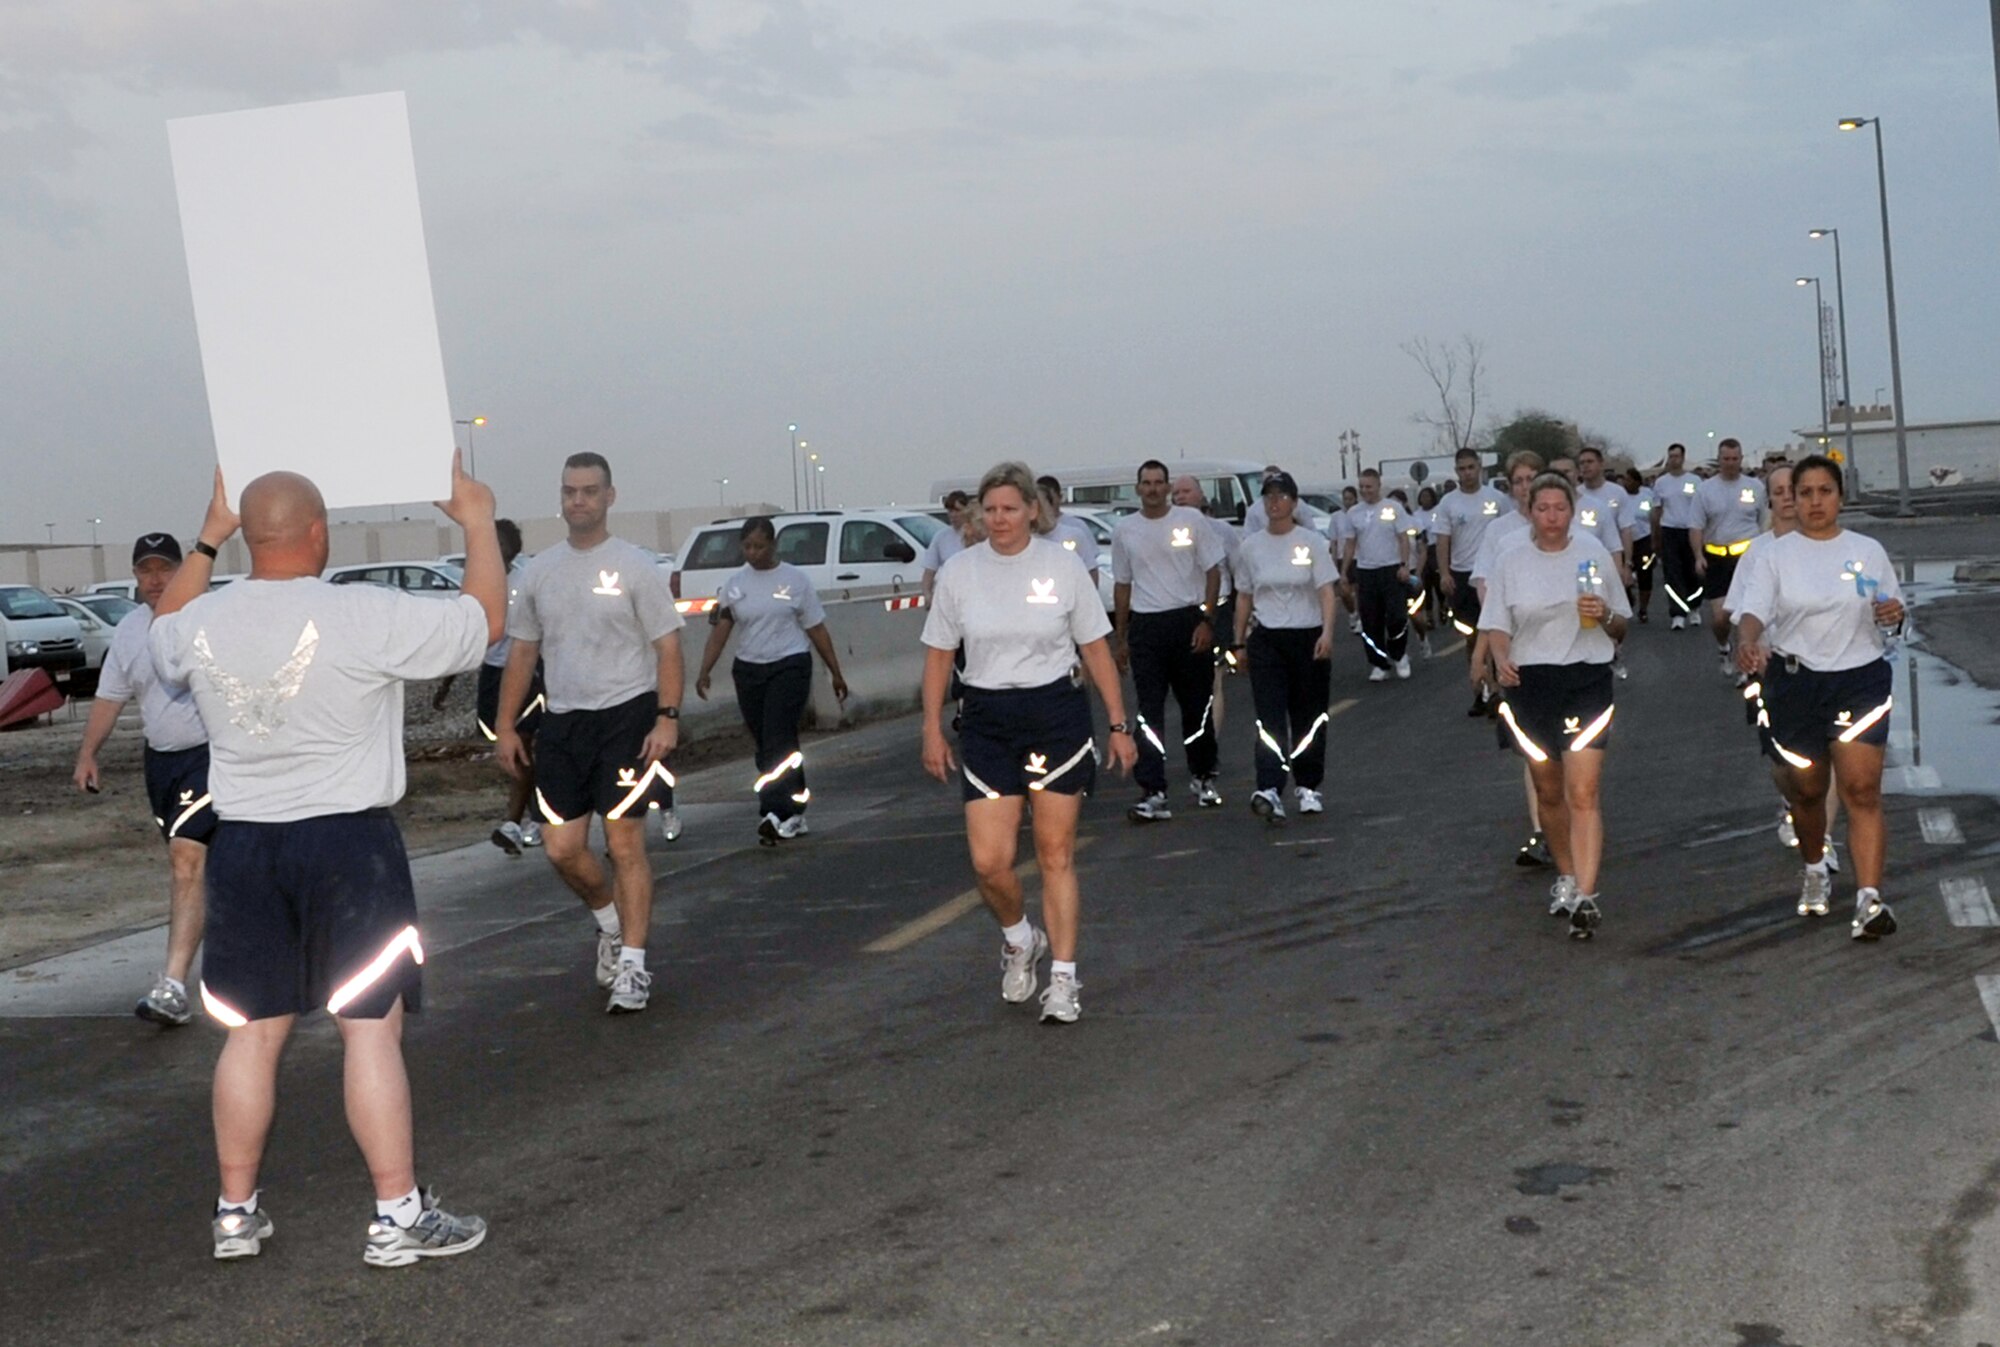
[1791,419,2000,492]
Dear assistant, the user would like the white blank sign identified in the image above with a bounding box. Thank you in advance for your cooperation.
[169,92,453,510]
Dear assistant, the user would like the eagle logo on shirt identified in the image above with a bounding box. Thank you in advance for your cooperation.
[1025,752,1048,775]
[1639,500,1652,514]
[1062,539,1078,550]
[1170,527,1194,548]
[1481,500,1499,516]
[772,585,792,601]
[1379,507,1396,521]
[1026,578,1060,605]
[1682,482,1697,495]
[594,570,623,596]
[1739,487,1756,505]
[1580,509,1599,528]
[192,621,319,739]
[1291,544,1314,567]
[1564,715,1582,734]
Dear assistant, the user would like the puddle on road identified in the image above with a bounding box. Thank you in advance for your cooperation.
[1886,566,2000,799]
[1512,1162,1614,1196]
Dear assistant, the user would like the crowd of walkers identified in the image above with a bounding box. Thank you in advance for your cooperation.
[68,435,1907,1267]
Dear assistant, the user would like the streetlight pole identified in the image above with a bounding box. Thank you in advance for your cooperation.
[816,463,826,509]
[1839,116,1913,515]
[44,523,54,544]
[1810,229,1859,501]
[1794,277,1828,453]
[715,477,729,506]
[454,416,486,477]
[788,424,800,512]
[88,517,102,546]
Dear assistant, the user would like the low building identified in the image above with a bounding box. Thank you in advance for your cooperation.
[1790,412,2000,491]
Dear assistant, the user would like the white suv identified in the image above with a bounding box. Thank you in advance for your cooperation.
[670,510,941,614]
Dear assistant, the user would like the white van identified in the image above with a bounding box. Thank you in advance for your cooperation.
[0,585,88,684]
[930,458,1272,525]
[670,509,938,614]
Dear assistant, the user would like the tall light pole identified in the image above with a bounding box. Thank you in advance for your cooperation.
[88,517,102,546]
[454,416,486,477]
[715,477,729,506]
[816,462,827,509]
[1839,116,1913,515]
[1809,229,1859,500]
[788,424,801,511]
[1794,277,1829,452]
[806,450,820,508]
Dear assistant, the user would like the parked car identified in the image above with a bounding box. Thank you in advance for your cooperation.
[50,598,114,686]
[74,594,139,627]
[669,510,935,614]
[0,585,87,682]
[88,579,139,601]
[325,561,465,594]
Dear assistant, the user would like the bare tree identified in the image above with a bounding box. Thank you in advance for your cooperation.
[1402,335,1485,452]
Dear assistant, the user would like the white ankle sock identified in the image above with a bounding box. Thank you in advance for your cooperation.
[1051,959,1077,979]
[1001,919,1033,950]
[165,975,187,996]
[1806,857,1829,874]
[619,946,646,971]
[592,904,621,936]
[376,1186,422,1228]
[217,1191,257,1214]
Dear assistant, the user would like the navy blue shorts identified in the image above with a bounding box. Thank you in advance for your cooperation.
[1448,570,1481,636]
[475,661,545,742]
[1760,657,1893,768]
[201,809,422,1024]
[1498,663,1615,762]
[144,744,217,845]
[958,678,1097,803]
[1703,548,1745,602]
[534,691,673,825]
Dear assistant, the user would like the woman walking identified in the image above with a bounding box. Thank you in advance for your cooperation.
[1229,472,1339,823]
[1479,473,1630,940]
[1730,455,1902,938]
[920,463,1137,1024]
[695,517,850,845]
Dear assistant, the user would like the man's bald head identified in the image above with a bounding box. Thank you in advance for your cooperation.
[240,471,329,576]
[1170,475,1205,509]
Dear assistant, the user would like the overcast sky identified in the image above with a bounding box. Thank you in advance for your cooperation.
[4,0,1998,545]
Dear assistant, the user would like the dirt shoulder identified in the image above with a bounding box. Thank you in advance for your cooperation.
[1913,592,2000,693]
[0,676,771,971]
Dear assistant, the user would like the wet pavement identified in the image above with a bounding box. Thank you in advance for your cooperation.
[7,520,2000,1346]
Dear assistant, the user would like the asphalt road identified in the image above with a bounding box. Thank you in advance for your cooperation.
[7,582,2000,1347]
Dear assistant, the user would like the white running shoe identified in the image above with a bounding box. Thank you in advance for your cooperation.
[520,820,543,848]
[1613,661,1629,680]
[1127,792,1173,823]
[1000,927,1049,1003]
[490,820,525,857]
[1717,651,1734,677]
[1776,807,1798,849]
[1851,889,1896,941]
[607,963,652,1013]
[1798,865,1832,918]
[136,975,192,1027]
[1368,667,1390,683]
[1250,788,1285,822]
[1394,655,1412,680]
[213,1204,274,1260]
[777,815,809,839]
[1191,776,1223,808]
[1348,615,1361,634]
[595,928,621,989]
[1548,874,1579,917]
[1039,971,1081,1024]
[653,806,683,842]
[1824,840,1841,874]
[1670,615,1686,631]
[1294,786,1323,814]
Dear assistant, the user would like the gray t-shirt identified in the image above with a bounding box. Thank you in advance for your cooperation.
[922,537,1111,689]
[98,604,207,752]
[1110,506,1226,613]
[921,527,968,573]
[717,562,825,665]
[1350,499,1416,569]
[1432,483,1512,571]
[509,537,684,713]
[150,578,488,822]
[1695,475,1767,546]
[1655,471,1703,529]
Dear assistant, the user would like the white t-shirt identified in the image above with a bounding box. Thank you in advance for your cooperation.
[718,562,825,665]
[1048,515,1100,573]
[509,537,684,713]
[1695,475,1766,546]
[922,537,1111,690]
[1349,499,1416,570]
[1470,510,1532,585]
[1727,530,1900,672]
[1111,506,1226,613]
[1655,471,1703,528]
[1632,486,1659,536]
[1322,506,1354,556]
[1234,527,1339,630]
[150,579,488,823]
[1577,481,1634,543]
[1478,533,1630,667]
[921,526,968,573]
[1572,494,1626,559]
[482,582,524,669]
[1433,483,1512,572]
[1203,515,1241,598]
[98,605,207,752]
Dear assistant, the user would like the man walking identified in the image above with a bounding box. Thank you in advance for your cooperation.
[1112,459,1225,820]
[151,459,502,1265]
[72,531,216,1027]
[496,452,685,1013]
[1653,442,1704,629]
[1343,468,1416,682]
[1432,448,1511,713]
[1690,437,1766,674]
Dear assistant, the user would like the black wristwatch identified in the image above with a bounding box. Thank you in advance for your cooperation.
[1107,721,1132,735]
[192,539,220,560]
[657,706,679,720]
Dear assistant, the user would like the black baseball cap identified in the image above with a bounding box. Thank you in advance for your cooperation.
[132,532,183,565]
[1261,470,1299,498]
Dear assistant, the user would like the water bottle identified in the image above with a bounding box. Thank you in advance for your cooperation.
[1848,559,1900,661]
[1576,559,1604,629]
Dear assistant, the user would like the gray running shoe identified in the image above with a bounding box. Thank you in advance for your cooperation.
[1851,890,1896,941]
[607,964,652,1014]
[519,820,543,848]
[594,928,621,989]
[1191,776,1223,808]
[213,1204,273,1260]
[1824,839,1841,874]
[363,1190,487,1268]
[1250,788,1285,823]
[1798,865,1832,918]
[1548,875,1579,917]
[136,976,192,1027]
[1039,971,1082,1025]
[1000,927,1049,1004]
[1776,807,1798,849]
[1568,896,1602,941]
[757,813,782,847]
[1294,787,1323,815]
[653,807,683,842]
[1127,792,1173,823]
[776,815,808,839]
[1515,832,1553,868]
[490,820,524,856]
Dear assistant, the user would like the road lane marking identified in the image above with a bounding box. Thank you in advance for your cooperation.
[1976,975,2000,1038]
[863,838,1094,953]
[1329,697,1359,719]
[1432,639,1466,658]
[1942,878,1998,927]
[1894,765,1942,790]
[1920,807,1965,844]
